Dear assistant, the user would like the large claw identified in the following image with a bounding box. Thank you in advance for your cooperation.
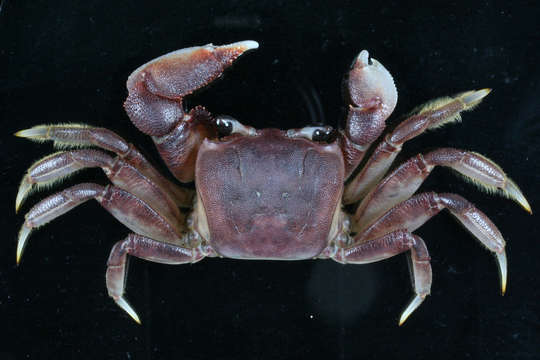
[124,40,259,137]
[123,41,259,183]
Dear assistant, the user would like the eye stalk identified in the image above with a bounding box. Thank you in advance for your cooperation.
[214,115,256,138]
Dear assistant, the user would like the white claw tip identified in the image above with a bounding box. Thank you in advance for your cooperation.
[496,251,507,296]
[116,297,141,324]
[226,40,259,51]
[399,295,425,326]
[356,50,370,67]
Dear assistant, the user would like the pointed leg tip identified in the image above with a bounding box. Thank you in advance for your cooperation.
[16,176,32,213]
[14,128,37,138]
[495,251,507,296]
[473,88,492,100]
[399,295,426,327]
[504,178,532,214]
[115,297,141,324]
[14,126,49,140]
[17,224,32,266]
[519,197,532,215]
[479,88,492,96]
[514,193,533,214]
[462,88,492,105]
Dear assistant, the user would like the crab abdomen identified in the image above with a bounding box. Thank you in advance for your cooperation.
[195,129,344,260]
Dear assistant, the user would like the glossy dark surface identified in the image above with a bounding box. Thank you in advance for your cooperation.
[1,1,539,359]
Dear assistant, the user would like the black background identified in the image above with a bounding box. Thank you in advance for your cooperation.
[1,1,539,359]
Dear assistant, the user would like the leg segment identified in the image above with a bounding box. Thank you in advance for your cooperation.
[332,230,432,325]
[339,50,398,177]
[15,149,184,226]
[343,89,492,204]
[106,233,206,323]
[15,124,193,207]
[355,192,507,294]
[17,184,186,264]
[353,148,531,230]
[124,41,258,182]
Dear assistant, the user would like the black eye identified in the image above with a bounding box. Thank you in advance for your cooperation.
[215,117,233,137]
[312,127,337,143]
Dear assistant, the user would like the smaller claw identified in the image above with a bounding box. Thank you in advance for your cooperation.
[115,297,141,324]
[399,294,426,326]
[16,224,32,265]
[496,250,507,296]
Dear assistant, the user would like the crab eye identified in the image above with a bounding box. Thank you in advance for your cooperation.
[214,115,256,138]
[215,116,234,137]
[311,127,337,143]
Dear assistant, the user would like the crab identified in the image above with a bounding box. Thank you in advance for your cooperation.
[15,40,531,325]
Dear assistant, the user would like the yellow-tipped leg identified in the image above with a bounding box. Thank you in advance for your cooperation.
[14,126,49,139]
[17,224,32,265]
[15,175,32,213]
[461,88,492,106]
[504,178,532,214]
[115,297,141,324]
[496,251,507,296]
[399,295,426,326]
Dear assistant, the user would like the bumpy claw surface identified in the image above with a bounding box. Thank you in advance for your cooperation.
[124,40,259,137]
[345,49,397,147]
